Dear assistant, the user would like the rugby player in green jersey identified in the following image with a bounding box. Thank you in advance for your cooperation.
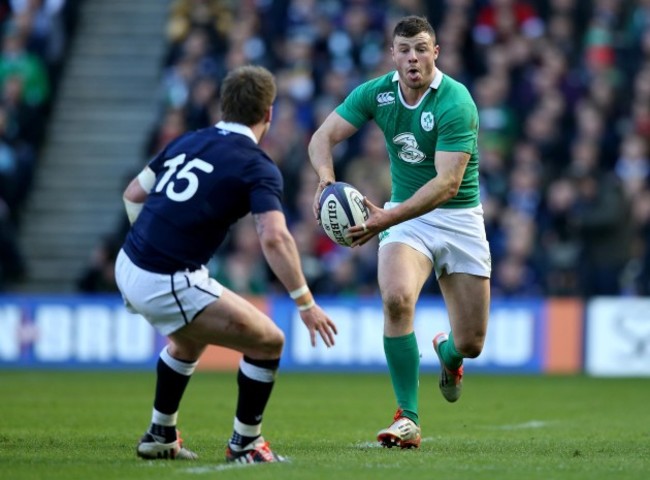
[308,15,491,449]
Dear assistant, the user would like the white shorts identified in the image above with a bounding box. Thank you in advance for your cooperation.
[115,249,224,336]
[378,202,492,279]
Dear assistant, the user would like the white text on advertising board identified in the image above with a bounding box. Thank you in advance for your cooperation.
[0,304,155,363]
[291,306,535,368]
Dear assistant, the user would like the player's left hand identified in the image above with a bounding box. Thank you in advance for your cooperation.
[299,304,338,347]
[347,197,386,247]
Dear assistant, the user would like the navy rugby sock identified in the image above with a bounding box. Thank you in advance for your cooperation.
[149,347,198,442]
[229,356,279,449]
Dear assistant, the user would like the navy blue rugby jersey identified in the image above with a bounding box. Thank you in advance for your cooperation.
[122,122,283,274]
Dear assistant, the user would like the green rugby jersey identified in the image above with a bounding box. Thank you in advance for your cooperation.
[336,70,480,208]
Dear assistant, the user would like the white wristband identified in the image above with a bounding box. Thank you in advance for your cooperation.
[289,285,310,299]
[297,299,316,312]
[137,167,156,193]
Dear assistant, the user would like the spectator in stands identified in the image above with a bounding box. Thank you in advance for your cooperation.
[260,98,311,218]
[144,108,187,159]
[474,72,518,154]
[211,215,269,295]
[0,21,49,109]
[492,253,542,297]
[473,0,544,46]
[0,102,35,215]
[614,133,650,199]
[537,176,580,295]
[184,74,219,130]
[2,74,43,145]
[570,169,633,296]
[11,0,66,76]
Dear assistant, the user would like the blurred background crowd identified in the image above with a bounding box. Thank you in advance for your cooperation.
[0,0,81,288]
[3,0,650,298]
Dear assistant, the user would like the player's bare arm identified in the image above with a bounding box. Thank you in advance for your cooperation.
[123,166,156,224]
[253,211,338,347]
[387,150,469,221]
[349,151,470,247]
[308,112,359,219]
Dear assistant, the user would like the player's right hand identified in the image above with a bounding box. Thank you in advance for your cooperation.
[299,304,337,347]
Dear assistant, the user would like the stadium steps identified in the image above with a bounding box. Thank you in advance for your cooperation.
[14,0,171,293]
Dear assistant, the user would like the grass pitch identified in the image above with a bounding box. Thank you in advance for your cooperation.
[0,370,648,480]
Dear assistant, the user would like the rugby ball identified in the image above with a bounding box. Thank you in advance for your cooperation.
[319,182,369,247]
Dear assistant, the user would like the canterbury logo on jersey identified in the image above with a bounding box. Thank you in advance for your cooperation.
[376,92,395,106]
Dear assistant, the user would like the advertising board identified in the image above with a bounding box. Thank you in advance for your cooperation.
[0,295,583,374]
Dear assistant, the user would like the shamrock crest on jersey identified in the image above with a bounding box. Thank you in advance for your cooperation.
[421,111,434,132]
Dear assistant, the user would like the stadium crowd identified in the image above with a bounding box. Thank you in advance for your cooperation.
[20,0,650,298]
[0,0,81,289]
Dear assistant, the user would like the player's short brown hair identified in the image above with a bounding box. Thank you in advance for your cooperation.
[220,65,276,126]
[393,15,436,42]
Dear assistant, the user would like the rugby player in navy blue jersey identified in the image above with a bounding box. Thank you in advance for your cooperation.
[115,65,337,464]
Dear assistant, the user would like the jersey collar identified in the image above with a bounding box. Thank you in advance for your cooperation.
[391,68,444,89]
[214,121,258,144]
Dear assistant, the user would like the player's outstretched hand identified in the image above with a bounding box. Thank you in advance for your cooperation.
[299,304,338,348]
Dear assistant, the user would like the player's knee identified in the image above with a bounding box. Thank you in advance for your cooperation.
[166,341,203,362]
[383,290,416,321]
[258,327,285,357]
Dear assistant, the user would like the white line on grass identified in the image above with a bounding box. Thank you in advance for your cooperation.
[490,420,551,430]
[182,458,292,474]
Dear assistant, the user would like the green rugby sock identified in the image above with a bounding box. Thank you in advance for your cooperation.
[384,333,420,424]
[439,332,464,370]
